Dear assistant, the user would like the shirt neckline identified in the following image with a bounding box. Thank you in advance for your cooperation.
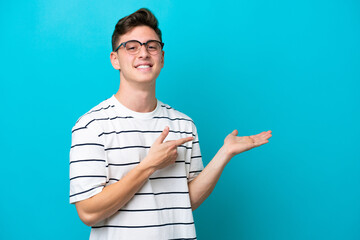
[110,95,161,119]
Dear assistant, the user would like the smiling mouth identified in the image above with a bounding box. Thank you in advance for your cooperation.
[136,65,151,69]
[135,64,153,72]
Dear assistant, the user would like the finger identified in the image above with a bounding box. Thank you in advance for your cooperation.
[250,132,264,140]
[231,129,238,136]
[263,131,272,138]
[174,136,194,146]
[254,131,270,138]
[255,140,269,147]
[155,126,170,144]
[257,131,271,138]
[254,133,272,144]
[251,133,270,143]
[255,132,271,141]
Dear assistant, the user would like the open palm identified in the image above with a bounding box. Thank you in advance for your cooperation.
[224,130,272,157]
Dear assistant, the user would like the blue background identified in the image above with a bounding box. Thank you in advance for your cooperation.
[1,0,359,239]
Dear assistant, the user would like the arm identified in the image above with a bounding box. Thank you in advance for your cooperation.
[188,129,272,210]
[75,161,154,226]
[75,126,193,226]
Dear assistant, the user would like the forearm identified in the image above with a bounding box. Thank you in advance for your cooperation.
[188,146,232,210]
[75,160,155,226]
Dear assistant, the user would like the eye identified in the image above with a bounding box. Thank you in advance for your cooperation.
[125,41,140,51]
[147,42,160,51]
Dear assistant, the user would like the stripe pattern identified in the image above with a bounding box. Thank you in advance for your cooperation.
[70,95,203,240]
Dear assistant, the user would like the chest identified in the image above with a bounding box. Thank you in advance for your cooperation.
[101,118,194,180]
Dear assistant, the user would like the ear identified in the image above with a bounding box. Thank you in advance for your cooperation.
[110,51,121,70]
[161,50,165,68]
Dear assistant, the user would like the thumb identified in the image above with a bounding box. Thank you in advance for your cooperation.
[231,129,238,136]
[156,126,170,144]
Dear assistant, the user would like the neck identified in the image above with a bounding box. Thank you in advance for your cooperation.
[115,76,157,113]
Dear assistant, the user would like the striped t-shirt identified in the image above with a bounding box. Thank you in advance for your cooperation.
[69,95,204,240]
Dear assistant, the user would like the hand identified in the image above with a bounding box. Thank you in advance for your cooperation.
[142,126,194,171]
[223,129,272,158]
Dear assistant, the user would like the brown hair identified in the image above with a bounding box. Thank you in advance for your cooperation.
[111,8,162,51]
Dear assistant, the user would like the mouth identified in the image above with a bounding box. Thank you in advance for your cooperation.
[135,63,153,70]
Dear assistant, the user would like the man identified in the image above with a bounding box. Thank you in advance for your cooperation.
[69,8,272,240]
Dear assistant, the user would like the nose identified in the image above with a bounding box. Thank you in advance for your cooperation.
[138,44,150,58]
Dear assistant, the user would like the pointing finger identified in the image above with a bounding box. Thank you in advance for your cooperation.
[156,126,170,144]
[174,136,194,146]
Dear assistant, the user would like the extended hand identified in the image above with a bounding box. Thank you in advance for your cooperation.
[223,130,272,158]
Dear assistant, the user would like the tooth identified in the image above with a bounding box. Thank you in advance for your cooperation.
[137,65,150,69]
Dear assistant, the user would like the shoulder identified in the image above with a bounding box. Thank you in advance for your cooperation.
[159,101,197,135]
[158,101,195,123]
[72,97,115,131]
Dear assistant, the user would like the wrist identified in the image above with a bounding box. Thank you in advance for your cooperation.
[218,145,233,164]
[138,157,157,176]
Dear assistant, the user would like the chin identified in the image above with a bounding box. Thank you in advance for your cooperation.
[133,76,157,84]
[135,73,160,83]
[121,72,158,84]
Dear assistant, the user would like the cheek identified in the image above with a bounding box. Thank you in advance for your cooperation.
[156,56,164,67]
[119,56,134,70]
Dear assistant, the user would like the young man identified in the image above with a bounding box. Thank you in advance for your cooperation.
[69,8,272,240]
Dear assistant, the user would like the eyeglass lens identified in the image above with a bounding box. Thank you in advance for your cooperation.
[125,41,162,55]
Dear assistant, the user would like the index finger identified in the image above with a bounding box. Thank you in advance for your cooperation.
[174,136,194,146]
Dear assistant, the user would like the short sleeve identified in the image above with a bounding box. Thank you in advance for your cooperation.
[69,116,108,204]
[187,123,204,182]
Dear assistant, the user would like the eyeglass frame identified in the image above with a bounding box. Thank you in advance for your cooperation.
[114,39,165,55]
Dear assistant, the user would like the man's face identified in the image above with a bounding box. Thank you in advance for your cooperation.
[111,25,164,85]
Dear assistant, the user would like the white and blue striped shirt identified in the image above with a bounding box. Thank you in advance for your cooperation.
[70,95,203,240]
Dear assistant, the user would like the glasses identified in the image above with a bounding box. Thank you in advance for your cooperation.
[115,40,164,55]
